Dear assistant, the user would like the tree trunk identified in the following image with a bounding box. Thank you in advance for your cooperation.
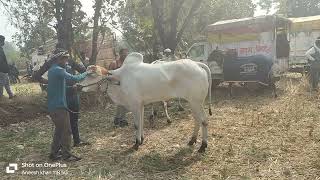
[54,0,74,51]
[90,0,103,65]
[62,0,74,51]
[150,0,202,53]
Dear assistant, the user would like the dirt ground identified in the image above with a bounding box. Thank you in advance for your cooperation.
[0,83,47,127]
[1,74,320,179]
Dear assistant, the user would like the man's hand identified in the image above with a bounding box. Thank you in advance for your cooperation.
[75,84,84,91]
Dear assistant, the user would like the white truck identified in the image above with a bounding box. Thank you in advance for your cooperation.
[289,15,320,72]
[186,15,291,85]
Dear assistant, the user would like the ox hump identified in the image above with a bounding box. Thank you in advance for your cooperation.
[123,52,144,65]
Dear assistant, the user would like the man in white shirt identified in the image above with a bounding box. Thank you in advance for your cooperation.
[306,37,320,91]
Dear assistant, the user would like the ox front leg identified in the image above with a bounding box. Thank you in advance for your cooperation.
[133,105,144,150]
[190,104,208,153]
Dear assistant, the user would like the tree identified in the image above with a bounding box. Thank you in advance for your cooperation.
[181,0,255,50]
[89,0,125,65]
[118,0,155,54]
[6,0,55,57]
[150,0,204,53]
[118,0,255,56]
[90,0,103,65]
[54,0,74,50]
[3,41,20,64]
[258,0,320,17]
[2,0,90,57]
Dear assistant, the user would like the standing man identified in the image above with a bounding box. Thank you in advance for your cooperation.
[34,48,91,148]
[47,50,95,161]
[26,61,33,77]
[306,37,320,91]
[10,62,20,83]
[0,35,15,99]
[65,59,91,147]
[108,48,129,127]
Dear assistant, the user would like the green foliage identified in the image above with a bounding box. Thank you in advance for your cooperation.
[2,41,24,67]
[5,0,89,57]
[258,0,320,17]
[118,0,154,53]
[118,0,256,54]
[182,0,255,49]
[7,0,56,57]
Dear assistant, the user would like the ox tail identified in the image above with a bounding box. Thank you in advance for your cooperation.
[196,62,212,116]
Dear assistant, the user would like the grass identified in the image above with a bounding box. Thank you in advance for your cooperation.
[1,74,320,179]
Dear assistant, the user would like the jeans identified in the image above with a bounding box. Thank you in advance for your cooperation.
[66,91,81,144]
[49,108,72,157]
[0,72,13,97]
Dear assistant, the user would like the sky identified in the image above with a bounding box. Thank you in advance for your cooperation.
[0,0,275,43]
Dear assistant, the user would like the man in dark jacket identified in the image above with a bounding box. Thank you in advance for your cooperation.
[65,58,91,147]
[0,35,15,99]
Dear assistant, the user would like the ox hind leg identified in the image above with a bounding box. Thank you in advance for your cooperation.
[271,82,277,98]
[163,101,172,124]
[177,98,184,111]
[148,104,157,128]
[133,104,144,150]
[189,103,208,153]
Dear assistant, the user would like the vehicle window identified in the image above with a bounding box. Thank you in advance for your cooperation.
[188,45,205,59]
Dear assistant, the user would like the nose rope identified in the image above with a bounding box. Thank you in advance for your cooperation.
[68,77,120,114]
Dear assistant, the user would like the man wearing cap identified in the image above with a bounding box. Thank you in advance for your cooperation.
[34,48,91,148]
[0,35,15,99]
[47,50,95,161]
[306,37,320,91]
[109,48,129,127]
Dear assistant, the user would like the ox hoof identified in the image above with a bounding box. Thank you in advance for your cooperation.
[167,119,172,124]
[141,136,144,145]
[198,141,207,153]
[133,138,143,150]
[133,144,139,151]
[188,136,197,146]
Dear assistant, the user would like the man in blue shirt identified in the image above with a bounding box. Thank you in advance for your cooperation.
[47,50,95,161]
[34,48,91,147]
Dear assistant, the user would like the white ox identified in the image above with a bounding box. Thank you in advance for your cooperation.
[149,59,184,125]
[80,52,212,152]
